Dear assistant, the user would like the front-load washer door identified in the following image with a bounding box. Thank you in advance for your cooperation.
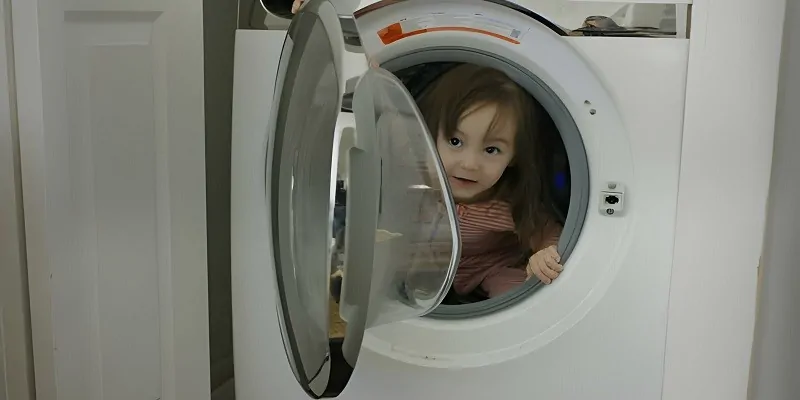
[267,1,460,397]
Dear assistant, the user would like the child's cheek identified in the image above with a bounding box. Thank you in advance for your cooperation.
[435,143,451,165]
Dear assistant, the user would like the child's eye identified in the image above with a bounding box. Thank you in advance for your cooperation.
[448,137,462,147]
[485,146,501,155]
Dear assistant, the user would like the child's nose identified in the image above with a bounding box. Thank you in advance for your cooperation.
[459,152,480,170]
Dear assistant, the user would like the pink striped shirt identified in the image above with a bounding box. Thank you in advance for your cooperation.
[452,200,529,297]
[410,195,561,298]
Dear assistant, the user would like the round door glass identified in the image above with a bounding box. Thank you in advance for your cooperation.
[268,3,343,397]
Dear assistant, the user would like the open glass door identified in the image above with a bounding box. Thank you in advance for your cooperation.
[267,0,460,398]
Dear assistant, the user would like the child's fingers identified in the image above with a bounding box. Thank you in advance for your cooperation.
[528,259,551,284]
[530,258,557,283]
[542,246,563,272]
[536,270,552,284]
[546,255,564,273]
[540,258,559,279]
[545,245,561,263]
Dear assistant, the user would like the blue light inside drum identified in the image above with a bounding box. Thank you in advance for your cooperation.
[554,171,567,190]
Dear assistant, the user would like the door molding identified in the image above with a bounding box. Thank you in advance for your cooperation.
[11,0,210,398]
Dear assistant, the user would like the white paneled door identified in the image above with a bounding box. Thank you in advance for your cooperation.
[11,0,210,399]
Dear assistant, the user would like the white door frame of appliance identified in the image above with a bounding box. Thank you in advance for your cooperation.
[664,0,786,398]
[10,0,211,399]
[0,0,35,399]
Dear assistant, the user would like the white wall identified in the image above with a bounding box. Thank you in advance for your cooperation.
[662,0,785,398]
[514,0,624,29]
[205,0,240,391]
[748,1,800,398]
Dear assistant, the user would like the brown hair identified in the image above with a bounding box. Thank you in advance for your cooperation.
[417,63,556,249]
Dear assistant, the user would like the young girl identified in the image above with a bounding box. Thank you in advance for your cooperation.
[417,64,564,298]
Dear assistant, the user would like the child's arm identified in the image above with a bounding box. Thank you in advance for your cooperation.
[526,216,564,284]
[529,217,563,253]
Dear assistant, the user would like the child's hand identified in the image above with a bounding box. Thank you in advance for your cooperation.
[526,245,563,284]
[291,0,304,14]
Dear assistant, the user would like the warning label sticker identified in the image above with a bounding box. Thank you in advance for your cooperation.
[378,13,529,45]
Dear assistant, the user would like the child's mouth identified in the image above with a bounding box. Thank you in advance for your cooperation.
[452,176,477,185]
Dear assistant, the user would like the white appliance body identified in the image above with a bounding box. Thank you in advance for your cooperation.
[231,0,722,399]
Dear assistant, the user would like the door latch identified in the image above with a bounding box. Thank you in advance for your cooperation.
[600,182,625,216]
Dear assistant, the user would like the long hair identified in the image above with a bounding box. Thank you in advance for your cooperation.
[416,63,556,248]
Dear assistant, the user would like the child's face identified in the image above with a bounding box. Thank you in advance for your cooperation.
[436,103,516,202]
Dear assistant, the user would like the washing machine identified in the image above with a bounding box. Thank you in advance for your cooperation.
[231,0,691,398]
